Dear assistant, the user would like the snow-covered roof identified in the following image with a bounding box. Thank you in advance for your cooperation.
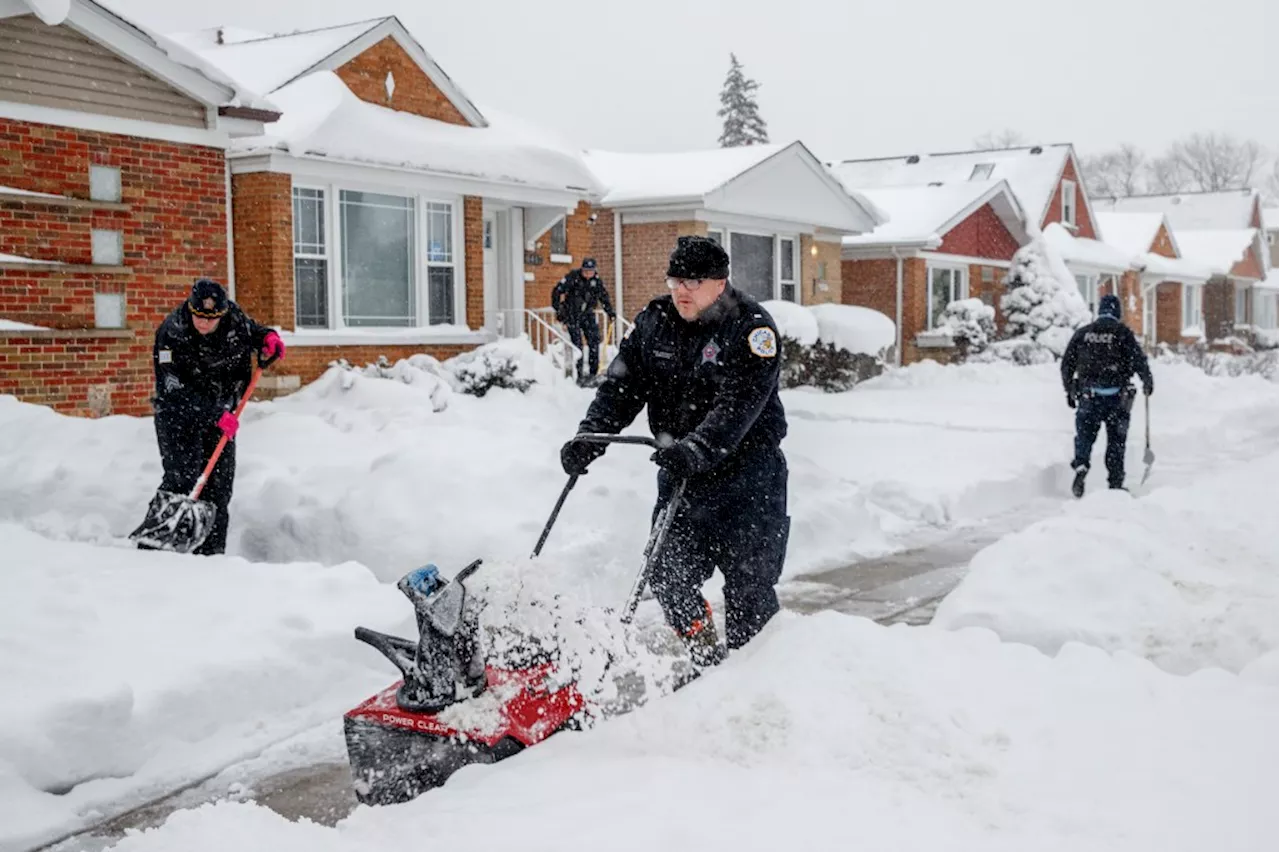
[1264,207,1278,231]
[1257,267,1279,291]
[234,72,599,196]
[841,180,1027,249]
[1043,222,1135,273]
[1093,190,1260,231]
[1174,229,1264,277]
[585,145,786,206]
[1137,252,1212,284]
[1093,211,1167,256]
[830,144,1076,226]
[167,20,385,96]
[584,142,884,234]
[0,317,50,330]
[0,251,62,266]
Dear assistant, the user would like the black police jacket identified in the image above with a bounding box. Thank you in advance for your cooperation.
[152,301,271,427]
[551,270,615,324]
[577,287,787,469]
[1061,316,1153,394]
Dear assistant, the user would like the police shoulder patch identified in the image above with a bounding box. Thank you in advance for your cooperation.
[747,326,777,358]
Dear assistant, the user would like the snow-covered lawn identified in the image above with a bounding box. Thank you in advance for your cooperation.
[0,350,1275,851]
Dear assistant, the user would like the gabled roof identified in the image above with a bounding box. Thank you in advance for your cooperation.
[1094,211,1173,256]
[1175,229,1267,278]
[1264,207,1278,231]
[1093,189,1261,231]
[237,71,599,198]
[830,143,1084,229]
[167,15,485,126]
[841,179,1028,249]
[1043,222,1135,273]
[584,142,884,235]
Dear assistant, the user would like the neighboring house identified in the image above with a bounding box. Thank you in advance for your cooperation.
[832,144,1101,363]
[834,180,1029,364]
[172,18,602,389]
[1093,212,1213,346]
[582,143,883,324]
[1093,190,1269,344]
[1263,206,1278,268]
[0,0,277,415]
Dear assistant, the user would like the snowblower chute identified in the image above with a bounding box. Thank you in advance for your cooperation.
[345,433,684,807]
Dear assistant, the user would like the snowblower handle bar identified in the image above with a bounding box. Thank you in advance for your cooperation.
[571,433,660,449]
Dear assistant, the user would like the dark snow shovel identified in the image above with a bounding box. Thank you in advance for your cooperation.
[1140,393,1155,486]
[129,366,263,553]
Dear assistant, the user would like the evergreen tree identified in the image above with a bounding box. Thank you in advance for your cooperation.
[717,53,769,148]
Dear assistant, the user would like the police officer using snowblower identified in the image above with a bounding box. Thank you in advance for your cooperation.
[560,236,790,669]
[1061,293,1152,497]
[551,257,615,386]
[133,279,285,555]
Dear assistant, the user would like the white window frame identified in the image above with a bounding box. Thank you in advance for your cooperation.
[295,181,465,331]
[1253,289,1278,331]
[1074,273,1097,312]
[292,185,330,329]
[1182,283,1202,331]
[1142,288,1156,343]
[1061,179,1076,227]
[925,262,968,330]
[1234,284,1249,327]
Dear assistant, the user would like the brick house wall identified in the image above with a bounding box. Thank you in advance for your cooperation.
[524,201,596,311]
[1156,281,1182,344]
[231,171,292,328]
[0,118,227,416]
[800,236,841,305]
[335,37,469,125]
[841,258,896,320]
[463,196,484,329]
[1042,158,1097,239]
[617,219,706,318]
[936,203,1021,259]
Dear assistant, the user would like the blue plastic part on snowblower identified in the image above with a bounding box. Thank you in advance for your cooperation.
[404,564,441,596]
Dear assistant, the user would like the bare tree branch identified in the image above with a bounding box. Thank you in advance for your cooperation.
[972,129,1026,151]
[1080,144,1148,197]
[1156,133,1266,192]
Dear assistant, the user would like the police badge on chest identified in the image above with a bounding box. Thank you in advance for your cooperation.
[701,339,721,366]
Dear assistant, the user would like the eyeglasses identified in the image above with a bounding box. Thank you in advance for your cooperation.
[666,278,708,291]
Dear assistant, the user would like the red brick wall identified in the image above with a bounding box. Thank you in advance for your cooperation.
[279,343,475,386]
[588,206,618,310]
[1229,241,1264,281]
[231,171,293,329]
[463,196,484,328]
[841,258,896,320]
[1119,270,1143,336]
[618,220,705,318]
[801,237,842,305]
[1150,223,1177,258]
[0,118,227,415]
[336,37,470,126]
[1203,277,1235,341]
[1156,282,1182,344]
[1042,158,1097,240]
[900,258,928,361]
[967,263,1009,327]
[936,203,1022,260]
[524,201,597,311]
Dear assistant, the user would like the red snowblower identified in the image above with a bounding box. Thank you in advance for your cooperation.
[344,434,686,806]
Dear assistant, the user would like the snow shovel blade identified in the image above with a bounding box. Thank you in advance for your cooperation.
[128,490,216,554]
[1140,447,1155,486]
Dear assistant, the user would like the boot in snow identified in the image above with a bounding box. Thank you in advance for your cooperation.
[682,602,726,670]
[1071,466,1088,499]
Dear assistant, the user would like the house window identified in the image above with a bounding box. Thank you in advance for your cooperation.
[779,237,797,302]
[1182,284,1201,330]
[729,232,775,302]
[89,165,121,203]
[340,190,415,327]
[706,229,724,246]
[1235,286,1249,326]
[1074,273,1096,311]
[1254,290,1278,330]
[483,219,494,250]
[1061,179,1076,227]
[1143,290,1155,342]
[549,218,567,256]
[981,266,994,283]
[91,229,122,265]
[424,201,456,325]
[970,163,994,181]
[292,187,329,328]
[927,264,966,329]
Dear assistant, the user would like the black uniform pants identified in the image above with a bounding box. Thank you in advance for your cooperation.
[1072,392,1132,488]
[649,446,790,650]
[150,410,237,555]
[566,317,602,378]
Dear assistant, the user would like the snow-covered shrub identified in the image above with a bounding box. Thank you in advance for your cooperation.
[936,298,996,357]
[1157,343,1279,382]
[442,346,536,397]
[779,338,882,392]
[998,235,1091,360]
[762,301,888,392]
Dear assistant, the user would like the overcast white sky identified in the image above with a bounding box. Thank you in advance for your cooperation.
[118,0,1278,163]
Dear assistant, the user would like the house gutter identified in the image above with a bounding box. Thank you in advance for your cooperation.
[891,246,904,367]
[613,209,623,333]
[224,158,236,300]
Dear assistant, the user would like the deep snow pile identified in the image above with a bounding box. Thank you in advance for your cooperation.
[933,451,1280,675]
[102,613,1277,852]
[761,300,895,357]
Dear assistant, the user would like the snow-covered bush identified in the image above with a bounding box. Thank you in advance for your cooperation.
[1157,343,1279,382]
[762,302,891,392]
[998,235,1091,359]
[444,346,536,397]
[935,298,996,357]
[328,342,541,401]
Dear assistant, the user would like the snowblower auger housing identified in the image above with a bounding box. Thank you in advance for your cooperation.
[345,559,585,806]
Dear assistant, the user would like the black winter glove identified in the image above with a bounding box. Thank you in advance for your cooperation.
[1066,390,1076,409]
[650,440,706,479]
[560,438,605,476]
[1143,380,1153,397]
